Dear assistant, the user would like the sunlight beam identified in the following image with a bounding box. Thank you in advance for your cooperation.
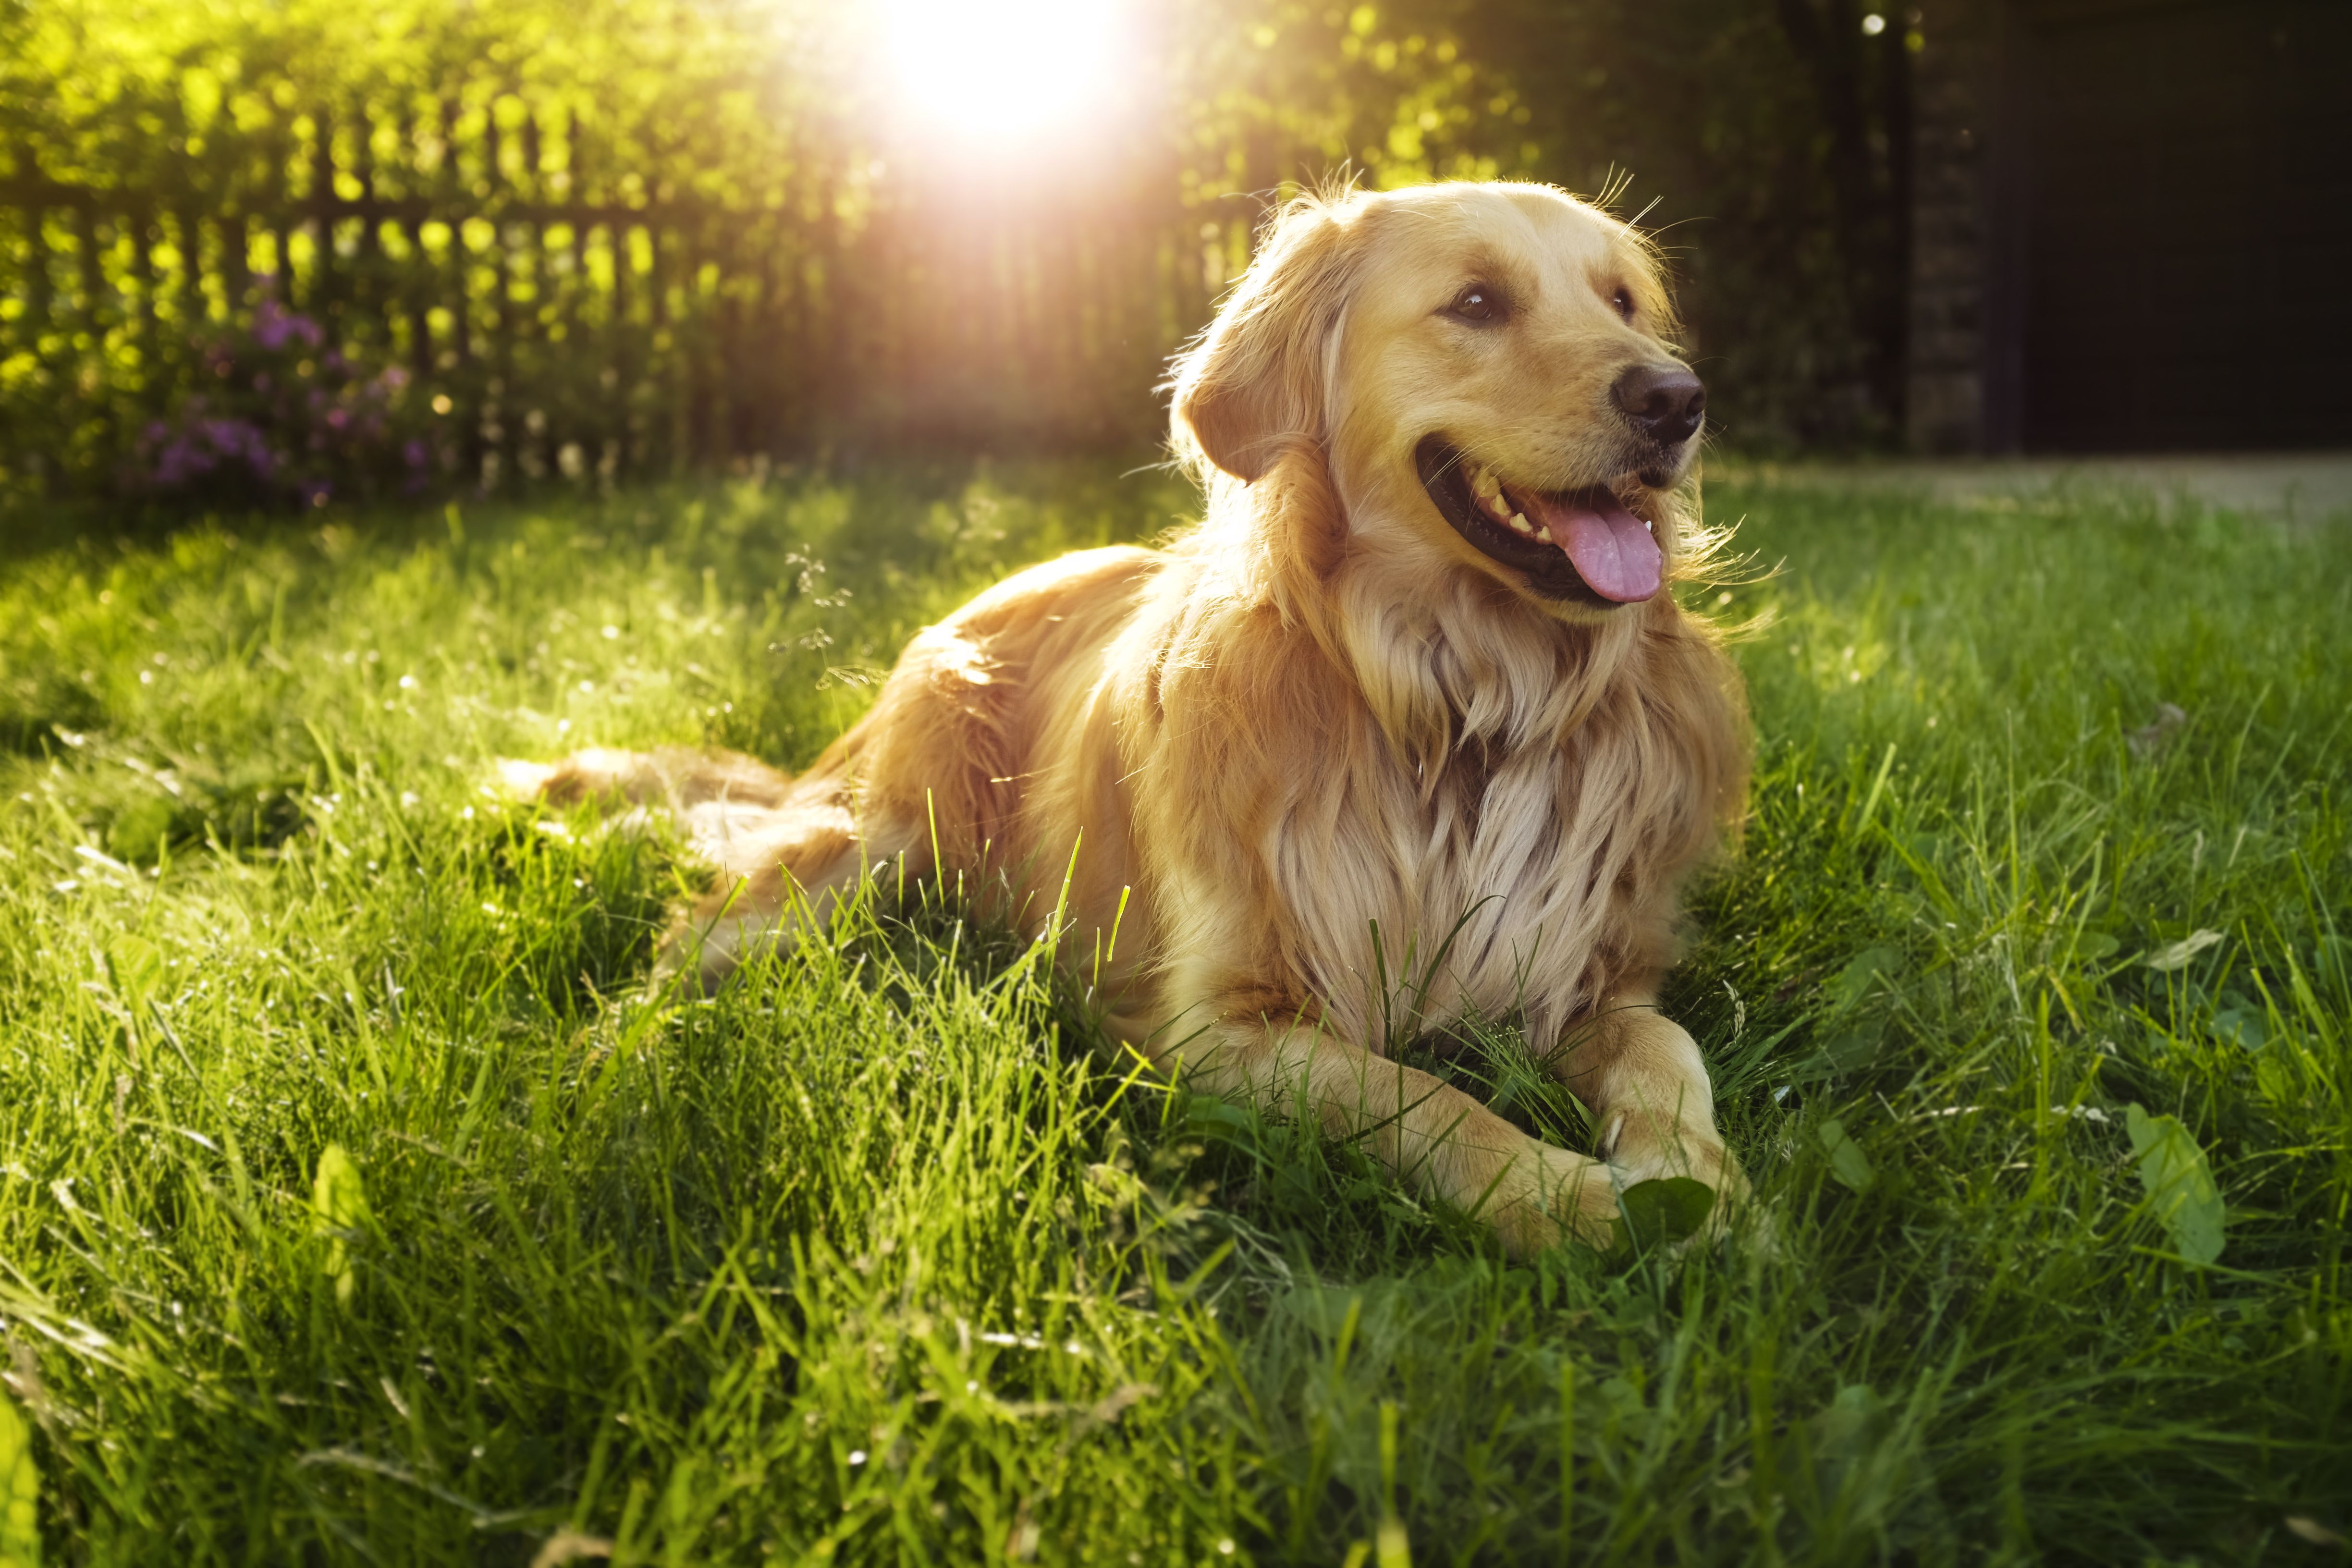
[875,0,1134,144]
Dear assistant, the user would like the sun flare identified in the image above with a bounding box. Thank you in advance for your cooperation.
[875,0,1133,143]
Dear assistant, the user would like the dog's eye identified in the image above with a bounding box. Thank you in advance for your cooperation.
[1446,285,1498,323]
[1611,286,1636,321]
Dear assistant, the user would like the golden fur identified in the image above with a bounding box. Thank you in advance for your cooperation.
[514,181,1751,1254]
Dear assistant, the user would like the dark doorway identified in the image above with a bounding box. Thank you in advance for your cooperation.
[2017,0,2352,452]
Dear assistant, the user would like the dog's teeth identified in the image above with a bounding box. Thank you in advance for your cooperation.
[1644,518,1654,534]
[1470,467,1501,501]
[1508,512,1535,536]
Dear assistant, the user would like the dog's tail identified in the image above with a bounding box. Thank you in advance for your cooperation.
[495,746,796,816]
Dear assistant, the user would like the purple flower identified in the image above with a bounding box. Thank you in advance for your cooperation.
[144,276,440,507]
[252,296,325,352]
[144,413,278,489]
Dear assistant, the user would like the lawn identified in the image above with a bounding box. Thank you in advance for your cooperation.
[1,464,2347,1565]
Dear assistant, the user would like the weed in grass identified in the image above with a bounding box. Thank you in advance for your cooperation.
[0,466,2347,1563]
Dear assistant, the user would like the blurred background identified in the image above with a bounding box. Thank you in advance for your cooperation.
[2,0,2345,514]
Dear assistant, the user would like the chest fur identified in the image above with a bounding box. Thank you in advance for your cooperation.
[1115,562,1734,1056]
[1265,720,1665,1051]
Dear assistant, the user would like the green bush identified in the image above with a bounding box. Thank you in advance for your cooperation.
[3,0,1918,507]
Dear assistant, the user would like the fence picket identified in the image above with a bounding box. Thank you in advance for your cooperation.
[2,96,1258,497]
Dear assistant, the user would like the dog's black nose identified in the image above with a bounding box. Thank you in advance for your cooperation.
[1613,365,1706,446]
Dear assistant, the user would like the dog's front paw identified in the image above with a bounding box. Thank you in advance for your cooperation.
[1609,1141,1752,1250]
[1489,1140,1622,1258]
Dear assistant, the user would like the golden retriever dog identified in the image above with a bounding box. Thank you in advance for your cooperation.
[511,180,1749,1255]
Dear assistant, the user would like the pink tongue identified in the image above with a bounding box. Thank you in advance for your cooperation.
[1526,492,1662,602]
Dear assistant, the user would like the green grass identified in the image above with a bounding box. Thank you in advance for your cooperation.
[1,462,2348,1565]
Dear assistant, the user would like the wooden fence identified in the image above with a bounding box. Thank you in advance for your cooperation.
[0,99,1256,500]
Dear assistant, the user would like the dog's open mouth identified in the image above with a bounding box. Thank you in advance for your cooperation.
[1414,437,1663,604]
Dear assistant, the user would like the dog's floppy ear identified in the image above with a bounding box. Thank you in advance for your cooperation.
[1170,197,1356,483]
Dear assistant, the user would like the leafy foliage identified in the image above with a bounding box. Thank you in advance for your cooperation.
[1813,1117,1873,1194]
[4,0,1926,508]
[309,1143,372,1305]
[135,279,432,508]
[1612,1177,1716,1250]
[0,1392,37,1568]
[2126,1103,2225,1267]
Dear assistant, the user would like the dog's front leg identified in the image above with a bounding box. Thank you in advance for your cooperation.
[1174,1005,1621,1257]
[1547,996,1744,1223]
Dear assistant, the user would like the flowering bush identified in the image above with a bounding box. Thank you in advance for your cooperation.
[138,280,440,509]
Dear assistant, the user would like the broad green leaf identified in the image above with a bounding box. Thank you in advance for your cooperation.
[1780,1019,1884,1085]
[1811,1382,1887,1458]
[1817,1117,1874,1193]
[2145,929,2222,972]
[2210,1006,2267,1051]
[2125,1104,2225,1265]
[1820,1023,1882,1075]
[106,796,177,864]
[1809,1382,1888,1497]
[1616,1177,1716,1250]
[0,1392,37,1568]
[312,1144,372,1305]
[2074,932,2121,964]
[104,934,164,1009]
[1829,947,1901,1012]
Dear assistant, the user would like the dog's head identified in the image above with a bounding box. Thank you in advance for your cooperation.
[1172,182,1703,620]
